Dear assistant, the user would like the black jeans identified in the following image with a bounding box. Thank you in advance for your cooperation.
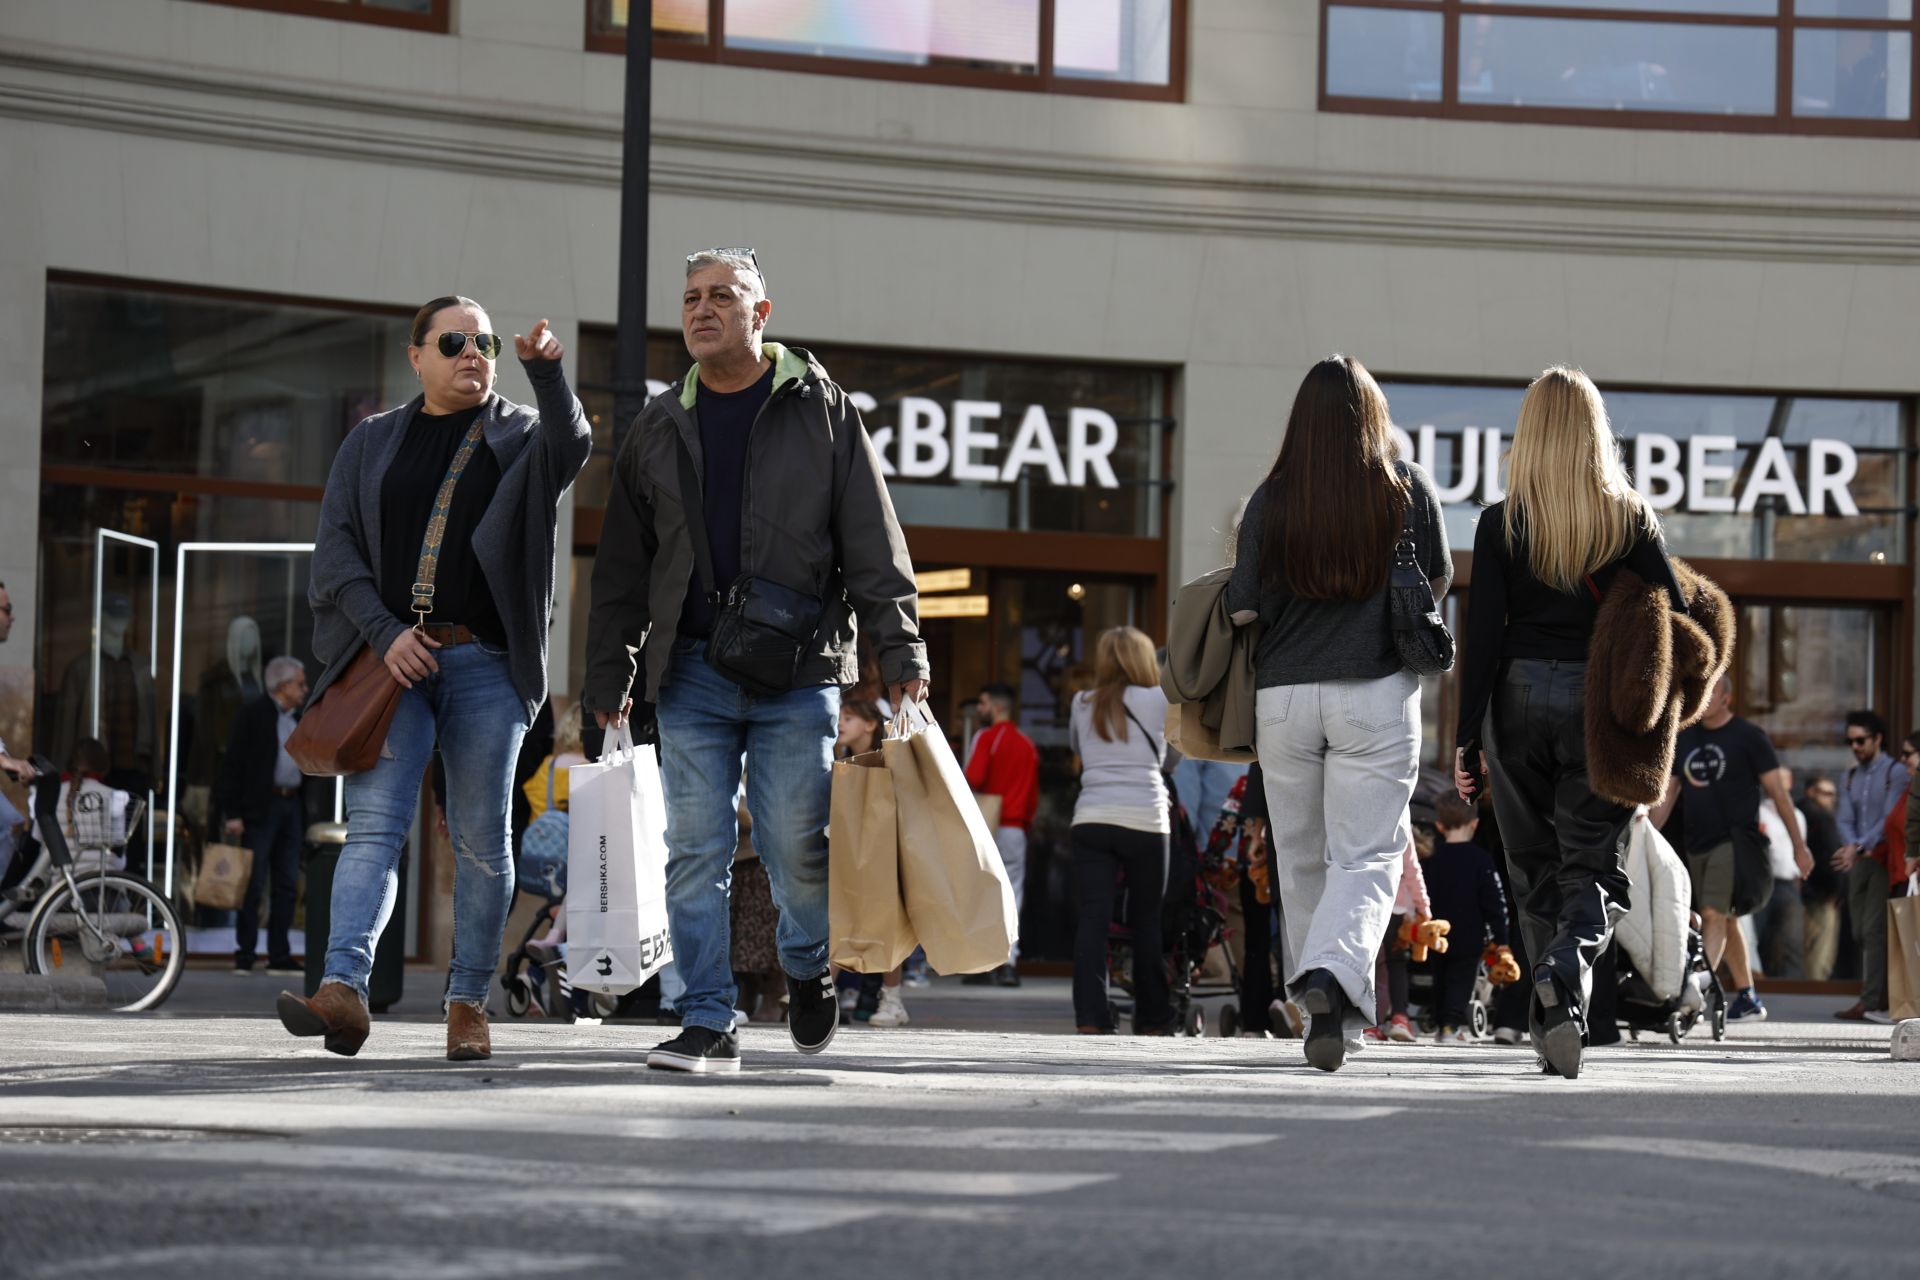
[1485,658,1633,1035]
[1072,823,1171,1031]
[236,793,305,969]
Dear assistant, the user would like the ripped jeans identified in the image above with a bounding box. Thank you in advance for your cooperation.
[323,640,530,1008]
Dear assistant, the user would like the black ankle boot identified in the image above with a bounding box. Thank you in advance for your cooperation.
[1534,968,1584,1080]
[1297,970,1350,1073]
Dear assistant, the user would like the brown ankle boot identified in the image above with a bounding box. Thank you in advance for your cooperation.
[276,982,370,1057]
[447,1002,491,1061]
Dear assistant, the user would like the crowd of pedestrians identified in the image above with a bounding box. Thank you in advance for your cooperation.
[55,242,1874,1075]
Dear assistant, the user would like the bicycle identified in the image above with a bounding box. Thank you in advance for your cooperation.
[0,757,185,1011]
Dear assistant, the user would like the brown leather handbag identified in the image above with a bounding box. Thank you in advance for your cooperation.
[285,645,401,777]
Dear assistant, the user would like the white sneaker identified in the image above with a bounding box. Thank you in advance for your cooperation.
[1435,1027,1471,1045]
[868,987,910,1028]
[1864,1009,1894,1025]
[1492,1026,1525,1045]
[838,984,860,1013]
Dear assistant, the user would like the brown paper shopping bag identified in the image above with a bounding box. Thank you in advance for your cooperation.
[828,748,918,974]
[1890,876,1920,1023]
[194,842,254,910]
[886,702,1018,975]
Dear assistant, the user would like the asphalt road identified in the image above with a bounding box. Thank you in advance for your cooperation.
[0,978,1912,1280]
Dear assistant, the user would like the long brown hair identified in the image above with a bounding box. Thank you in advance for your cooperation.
[1260,356,1409,600]
[1089,627,1158,743]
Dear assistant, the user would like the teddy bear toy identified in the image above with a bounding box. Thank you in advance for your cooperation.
[1396,915,1451,963]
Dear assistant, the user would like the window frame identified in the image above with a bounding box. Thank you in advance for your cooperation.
[584,0,1187,102]
[186,0,451,33]
[1318,0,1920,138]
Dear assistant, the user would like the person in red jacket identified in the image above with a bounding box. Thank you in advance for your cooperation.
[964,683,1040,987]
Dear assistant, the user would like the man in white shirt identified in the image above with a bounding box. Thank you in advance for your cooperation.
[1752,767,1810,979]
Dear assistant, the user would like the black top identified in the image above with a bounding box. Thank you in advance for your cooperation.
[379,403,506,645]
[1455,502,1685,749]
[1239,762,1267,824]
[1423,838,1510,947]
[1226,462,1452,688]
[680,363,775,638]
[1672,716,1779,855]
[1797,799,1844,898]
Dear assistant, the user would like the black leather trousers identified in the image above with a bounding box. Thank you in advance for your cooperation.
[1484,658,1633,1033]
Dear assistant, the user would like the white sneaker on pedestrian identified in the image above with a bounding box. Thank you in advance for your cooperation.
[868,987,910,1028]
[1492,1026,1526,1045]
[837,984,860,1014]
[1864,1009,1894,1024]
[1435,1027,1471,1045]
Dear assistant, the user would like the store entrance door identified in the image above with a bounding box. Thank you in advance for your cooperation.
[89,529,161,879]
[915,566,1150,963]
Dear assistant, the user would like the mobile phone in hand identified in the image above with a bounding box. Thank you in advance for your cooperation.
[1460,738,1487,801]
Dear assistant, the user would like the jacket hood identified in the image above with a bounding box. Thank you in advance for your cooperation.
[677,342,815,409]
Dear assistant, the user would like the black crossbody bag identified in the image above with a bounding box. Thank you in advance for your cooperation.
[1388,493,1455,675]
[674,430,825,697]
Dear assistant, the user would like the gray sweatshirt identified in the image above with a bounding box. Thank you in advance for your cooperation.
[308,359,591,722]
[1225,461,1451,689]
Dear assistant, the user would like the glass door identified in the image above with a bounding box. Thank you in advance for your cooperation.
[90,530,161,878]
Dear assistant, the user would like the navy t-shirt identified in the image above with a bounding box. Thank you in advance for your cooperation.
[680,362,774,638]
[1673,716,1779,855]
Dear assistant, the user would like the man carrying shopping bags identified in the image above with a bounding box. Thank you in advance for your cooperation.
[583,248,928,1073]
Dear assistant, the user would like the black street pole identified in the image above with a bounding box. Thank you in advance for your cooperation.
[612,1,652,457]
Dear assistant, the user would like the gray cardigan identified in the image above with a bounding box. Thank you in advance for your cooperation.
[308,359,592,722]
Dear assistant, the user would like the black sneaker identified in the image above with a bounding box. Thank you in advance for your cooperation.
[787,970,840,1054]
[993,963,1022,988]
[646,1026,740,1074]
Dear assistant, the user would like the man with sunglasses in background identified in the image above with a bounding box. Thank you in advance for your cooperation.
[583,248,928,1074]
[1831,710,1907,1022]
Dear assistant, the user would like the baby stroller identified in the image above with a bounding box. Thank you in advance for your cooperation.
[1616,914,1727,1044]
[1410,949,1496,1039]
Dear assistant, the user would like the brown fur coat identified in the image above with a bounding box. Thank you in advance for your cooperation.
[1585,557,1735,807]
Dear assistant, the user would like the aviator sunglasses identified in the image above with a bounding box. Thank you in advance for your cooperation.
[687,246,765,287]
[430,330,503,360]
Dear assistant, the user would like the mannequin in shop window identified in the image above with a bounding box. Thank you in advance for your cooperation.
[53,591,157,794]
[184,616,264,828]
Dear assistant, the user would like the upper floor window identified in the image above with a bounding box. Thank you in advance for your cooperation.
[189,0,450,33]
[1322,1,1916,136]
[587,0,1184,99]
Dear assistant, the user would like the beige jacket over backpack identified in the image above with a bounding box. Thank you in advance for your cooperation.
[1159,566,1261,765]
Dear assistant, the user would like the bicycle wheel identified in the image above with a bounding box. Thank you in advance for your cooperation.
[23,871,187,1011]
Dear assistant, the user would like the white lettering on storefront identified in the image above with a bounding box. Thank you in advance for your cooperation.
[861,398,1121,489]
[1395,426,1861,517]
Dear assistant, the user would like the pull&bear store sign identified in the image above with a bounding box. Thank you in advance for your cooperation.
[1388,424,1863,517]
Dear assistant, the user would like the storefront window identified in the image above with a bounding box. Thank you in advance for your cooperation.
[575,330,1170,538]
[43,278,414,486]
[1738,602,1892,780]
[1380,381,1909,565]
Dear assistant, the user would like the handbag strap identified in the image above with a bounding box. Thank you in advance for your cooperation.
[1392,485,1421,571]
[408,412,491,628]
[1123,702,1166,769]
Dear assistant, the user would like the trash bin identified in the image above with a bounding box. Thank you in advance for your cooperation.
[303,821,407,1013]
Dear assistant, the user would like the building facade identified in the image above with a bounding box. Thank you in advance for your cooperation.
[1,0,1914,961]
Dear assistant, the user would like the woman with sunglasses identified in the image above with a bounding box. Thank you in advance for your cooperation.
[279,295,590,1061]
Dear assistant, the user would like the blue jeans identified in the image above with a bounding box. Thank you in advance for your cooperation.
[323,641,530,1007]
[236,793,305,969]
[656,640,838,1034]
[1172,757,1249,837]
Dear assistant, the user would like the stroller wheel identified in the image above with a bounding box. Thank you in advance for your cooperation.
[1469,1001,1490,1040]
[1666,1012,1686,1044]
[1186,1005,1207,1038]
[1710,989,1727,1041]
[1219,1005,1241,1039]
[506,980,531,1019]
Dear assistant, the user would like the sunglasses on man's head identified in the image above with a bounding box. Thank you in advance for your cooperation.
[431,331,502,360]
[688,247,764,286]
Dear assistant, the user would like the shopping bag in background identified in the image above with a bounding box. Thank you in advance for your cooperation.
[1890,875,1920,1023]
[565,723,673,994]
[828,748,917,974]
[193,842,253,910]
[886,701,1017,975]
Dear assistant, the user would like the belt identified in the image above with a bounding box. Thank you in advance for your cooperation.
[418,623,478,646]
[272,786,301,797]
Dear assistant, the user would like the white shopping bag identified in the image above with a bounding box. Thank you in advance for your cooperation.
[565,722,673,994]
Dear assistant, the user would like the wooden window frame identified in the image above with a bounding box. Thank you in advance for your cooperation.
[584,0,1187,102]
[1320,0,1920,138]
[186,0,451,33]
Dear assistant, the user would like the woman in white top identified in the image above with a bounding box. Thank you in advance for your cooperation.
[1067,626,1172,1034]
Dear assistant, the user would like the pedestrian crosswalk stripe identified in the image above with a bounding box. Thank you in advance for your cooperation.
[1083,1101,1406,1120]
[1545,1136,1920,1189]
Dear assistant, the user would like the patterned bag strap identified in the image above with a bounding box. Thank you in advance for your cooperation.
[409,413,491,630]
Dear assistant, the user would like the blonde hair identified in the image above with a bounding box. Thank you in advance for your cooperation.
[1089,626,1159,743]
[553,702,585,756]
[1503,366,1655,593]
